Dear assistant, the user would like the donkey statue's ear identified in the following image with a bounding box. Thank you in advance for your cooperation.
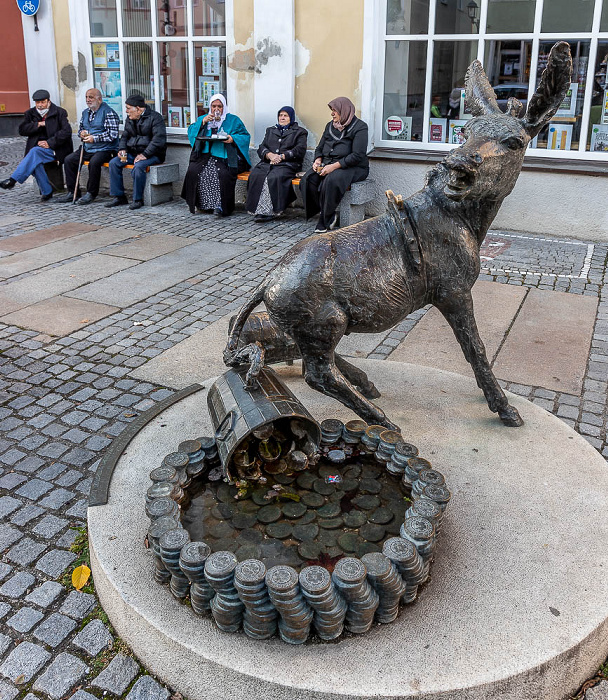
[465,60,501,117]
[523,42,572,137]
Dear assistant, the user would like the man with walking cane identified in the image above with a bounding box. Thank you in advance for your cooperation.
[57,88,119,205]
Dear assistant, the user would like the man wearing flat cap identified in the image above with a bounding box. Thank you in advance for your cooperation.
[57,88,120,205]
[0,89,73,201]
[105,94,167,210]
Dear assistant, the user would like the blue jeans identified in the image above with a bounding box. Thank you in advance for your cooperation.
[108,154,160,202]
[12,146,56,196]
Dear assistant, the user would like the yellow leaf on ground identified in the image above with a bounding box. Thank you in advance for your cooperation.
[72,564,91,590]
[14,674,25,684]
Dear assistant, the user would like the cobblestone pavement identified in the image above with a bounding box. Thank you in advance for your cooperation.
[0,135,607,699]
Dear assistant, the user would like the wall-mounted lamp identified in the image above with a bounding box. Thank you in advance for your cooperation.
[467,0,480,28]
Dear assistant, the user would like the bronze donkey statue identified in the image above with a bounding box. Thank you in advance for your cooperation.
[224,41,572,431]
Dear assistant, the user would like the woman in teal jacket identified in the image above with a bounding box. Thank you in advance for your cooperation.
[181,94,251,216]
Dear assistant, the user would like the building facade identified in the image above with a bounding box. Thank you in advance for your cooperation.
[4,0,608,238]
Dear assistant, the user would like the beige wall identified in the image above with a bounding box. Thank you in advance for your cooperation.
[52,0,77,123]
[294,0,364,145]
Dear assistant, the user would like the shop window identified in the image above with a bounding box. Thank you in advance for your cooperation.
[601,1,608,31]
[194,43,227,119]
[194,0,226,36]
[386,0,430,35]
[435,0,479,35]
[533,40,590,152]
[383,41,427,142]
[484,40,533,114]
[92,42,122,119]
[124,41,153,106]
[159,41,189,127]
[157,0,187,37]
[486,0,536,34]
[541,0,595,34]
[587,41,608,153]
[122,0,152,37]
[89,0,117,37]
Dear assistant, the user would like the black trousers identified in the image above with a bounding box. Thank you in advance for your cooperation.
[63,147,114,197]
[301,166,368,227]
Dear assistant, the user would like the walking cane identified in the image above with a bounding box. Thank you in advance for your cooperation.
[72,145,85,204]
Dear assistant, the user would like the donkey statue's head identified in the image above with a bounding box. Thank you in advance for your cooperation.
[443,41,572,203]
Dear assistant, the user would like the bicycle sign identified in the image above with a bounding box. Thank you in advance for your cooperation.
[16,0,40,16]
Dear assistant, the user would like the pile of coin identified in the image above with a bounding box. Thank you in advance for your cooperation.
[320,419,344,445]
[299,565,347,640]
[361,551,406,623]
[234,559,278,639]
[148,516,177,585]
[159,527,191,599]
[382,537,426,604]
[266,565,313,644]
[179,541,214,615]
[332,558,379,634]
[205,551,244,632]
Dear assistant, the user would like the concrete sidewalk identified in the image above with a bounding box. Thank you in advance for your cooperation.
[0,134,607,700]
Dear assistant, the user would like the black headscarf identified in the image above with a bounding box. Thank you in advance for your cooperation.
[276,105,296,135]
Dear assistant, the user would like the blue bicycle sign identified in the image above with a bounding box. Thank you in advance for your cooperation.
[16,0,40,16]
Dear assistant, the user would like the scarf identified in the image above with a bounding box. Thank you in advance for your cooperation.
[328,96,356,132]
[276,105,296,135]
[208,93,228,130]
[36,108,49,117]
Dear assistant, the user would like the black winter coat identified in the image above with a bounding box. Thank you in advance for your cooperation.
[257,123,308,166]
[18,103,73,164]
[119,107,167,162]
[314,116,369,171]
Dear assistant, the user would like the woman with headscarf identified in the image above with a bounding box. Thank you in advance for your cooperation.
[181,94,251,216]
[300,96,369,233]
[245,106,308,222]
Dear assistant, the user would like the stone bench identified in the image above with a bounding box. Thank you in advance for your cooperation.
[95,161,180,207]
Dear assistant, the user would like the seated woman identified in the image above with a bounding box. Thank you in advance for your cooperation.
[181,94,251,216]
[245,106,308,222]
[300,96,369,233]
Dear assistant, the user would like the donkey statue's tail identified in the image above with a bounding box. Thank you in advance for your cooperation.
[223,281,267,366]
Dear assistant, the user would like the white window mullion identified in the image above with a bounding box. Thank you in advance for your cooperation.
[477,0,488,64]
[115,0,126,117]
[421,0,437,144]
[187,38,195,129]
[376,0,388,147]
[579,0,604,152]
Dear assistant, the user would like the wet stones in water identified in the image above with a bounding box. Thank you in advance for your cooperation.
[293,523,319,542]
[343,464,362,479]
[316,502,341,519]
[338,532,359,553]
[359,478,381,494]
[343,511,366,528]
[257,505,282,523]
[341,478,359,492]
[238,500,260,514]
[296,472,316,489]
[368,507,394,525]
[313,479,335,496]
[359,523,386,542]
[298,542,322,560]
[318,517,343,530]
[209,521,236,539]
[275,473,296,485]
[231,513,258,529]
[236,544,262,561]
[217,483,238,503]
[294,511,316,526]
[236,528,263,546]
[266,521,293,539]
[317,529,339,547]
[211,503,235,520]
[282,502,307,519]
[213,537,238,552]
[252,489,271,506]
[352,494,380,511]
[360,463,382,479]
[302,492,325,507]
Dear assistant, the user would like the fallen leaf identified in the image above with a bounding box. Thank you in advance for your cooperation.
[72,564,91,590]
[80,318,89,323]
[123,412,136,418]
[14,674,26,685]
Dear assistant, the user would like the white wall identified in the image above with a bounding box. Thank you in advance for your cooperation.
[21,1,59,104]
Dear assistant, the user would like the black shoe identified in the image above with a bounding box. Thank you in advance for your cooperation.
[0,178,16,190]
[254,214,274,222]
[40,192,53,202]
[129,200,143,210]
[104,196,128,208]
[56,192,77,203]
[77,192,96,205]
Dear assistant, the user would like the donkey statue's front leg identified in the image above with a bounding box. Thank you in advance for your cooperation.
[437,293,523,427]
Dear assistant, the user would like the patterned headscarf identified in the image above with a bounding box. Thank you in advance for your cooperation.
[328,97,356,132]
[208,93,228,129]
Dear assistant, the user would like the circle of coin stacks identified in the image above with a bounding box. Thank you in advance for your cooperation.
[400,516,436,565]
[320,419,344,446]
[406,497,442,535]
[375,430,402,465]
[361,552,406,624]
[159,528,191,599]
[360,425,385,453]
[234,559,277,640]
[146,496,179,522]
[412,469,446,499]
[266,565,313,644]
[299,566,347,641]
[388,442,419,476]
[342,420,368,444]
[332,558,379,634]
[419,483,452,514]
[403,456,432,495]
[179,541,214,615]
[382,537,426,603]
[149,466,179,486]
[162,451,190,487]
[204,551,244,632]
[148,517,178,584]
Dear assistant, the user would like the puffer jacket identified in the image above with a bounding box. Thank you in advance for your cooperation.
[119,107,167,162]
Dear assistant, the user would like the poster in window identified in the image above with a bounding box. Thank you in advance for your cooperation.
[183,107,191,126]
[93,43,108,69]
[168,106,183,128]
[448,120,468,145]
[602,90,608,125]
[429,118,447,143]
[590,124,608,152]
[198,78,220,107]
[555,83,578,118]
[94,70,122,115]
[459,89,473,120]
[384,115,412,140]
[546,123,572,150]
[201,46,220,75]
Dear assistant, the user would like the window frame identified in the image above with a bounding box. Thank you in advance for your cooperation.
[375,0,608,160]
[86,0,230,135]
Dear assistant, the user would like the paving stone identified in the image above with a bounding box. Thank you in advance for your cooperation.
[68,691,98,700]
[0,679,18,700]
[10,504,44,525]
[0,525,23,551]
[25,581,65,608]
[60,591,96,620]
[127,675,170,700]
[0,563,12,581]
[0,473,27,489]
[15,478,53,500]
[33,515,68,539]
[0,633,12,656]
[0,641,50,682]
[38,488,75,510]
[0,497,22,519]
[7,606,44,633]
[0,572,35,598]
[91,653,139,695]
[35,549,76,577]
[586,681,608,700]
[6,537,46,565]
[72,619,113,657]
[32,652,88,700]
[57,529,79,548]
[14,455,45,473]
[34,613,77,647]
[0,603,12,619]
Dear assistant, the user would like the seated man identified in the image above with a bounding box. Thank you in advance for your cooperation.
[0,89,73,201]
[105,94,167,210]
[57,88,119,205]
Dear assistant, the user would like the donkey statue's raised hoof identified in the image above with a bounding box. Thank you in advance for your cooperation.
[224,41,572,430]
